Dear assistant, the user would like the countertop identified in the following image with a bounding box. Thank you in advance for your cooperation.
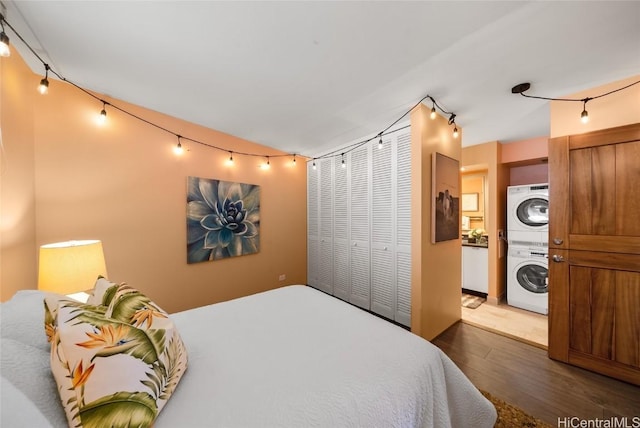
[462,240,489,248]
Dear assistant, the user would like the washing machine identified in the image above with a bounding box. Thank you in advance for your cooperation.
[507,245,548,315]
[507,183,549,245]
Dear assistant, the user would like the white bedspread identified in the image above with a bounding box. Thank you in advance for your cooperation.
[159,285,496,428]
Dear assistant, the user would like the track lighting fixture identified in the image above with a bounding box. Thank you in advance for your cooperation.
[38,64,50,95]
[173,136,184,155]
[0,15,10,58]
[512,81,640,125]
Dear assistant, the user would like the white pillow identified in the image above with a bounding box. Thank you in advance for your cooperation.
[0,290,67,351]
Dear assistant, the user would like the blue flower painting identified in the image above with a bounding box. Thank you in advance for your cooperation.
[187,177,260,263]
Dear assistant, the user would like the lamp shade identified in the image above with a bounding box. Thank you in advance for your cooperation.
[38,240,107,294]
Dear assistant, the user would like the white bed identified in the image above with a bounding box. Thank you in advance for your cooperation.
[1,285,496,427]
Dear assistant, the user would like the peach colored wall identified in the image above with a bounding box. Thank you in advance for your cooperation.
[550,74,640,138]
[501,136,548,164]
[509,163,548,186]
[1,51,307,312]
[410,104,461,340]
[0,53,38,301]
[462,142,508,303]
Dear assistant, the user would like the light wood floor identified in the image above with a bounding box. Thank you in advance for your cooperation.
[432,322,640,424]
[462,300,548,349]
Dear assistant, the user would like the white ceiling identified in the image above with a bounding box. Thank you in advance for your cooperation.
[4,1,640,158]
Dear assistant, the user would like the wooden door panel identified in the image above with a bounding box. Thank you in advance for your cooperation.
[548,248,569,361]
[591,145,616,235]
[570,235,640,254]
[570,148,593,234]
[591,270,615,361]
[569,250,640,271]
[549,123,640,386]
[616,271,640,368]
[616,141,640,236]
[569,266,592,354]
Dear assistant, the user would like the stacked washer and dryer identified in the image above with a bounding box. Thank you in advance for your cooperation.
[506,184,549,315]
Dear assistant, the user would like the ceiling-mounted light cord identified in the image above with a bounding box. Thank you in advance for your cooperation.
[512,80,640,124]
[312,92,459,165]
[1,14,299,164]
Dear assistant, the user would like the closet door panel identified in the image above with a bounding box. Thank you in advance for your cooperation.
[317,158,334,294]
[333,156,350,301]
[395,131,412,326]
[371,246,394,319]
[371,137,395,318]
[396,251,412,327]
[307,161,319,288]
[349,146,370,308]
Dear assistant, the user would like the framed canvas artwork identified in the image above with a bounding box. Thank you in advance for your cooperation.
[432,152,460,243]
[186,176,260,263]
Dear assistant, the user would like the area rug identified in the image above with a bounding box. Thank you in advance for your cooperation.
[462,293,486,309]
[481,390,553,428]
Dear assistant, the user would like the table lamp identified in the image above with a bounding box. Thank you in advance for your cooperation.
[38,240,107,301]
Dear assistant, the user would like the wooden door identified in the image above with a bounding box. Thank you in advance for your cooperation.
[548,123,640,386]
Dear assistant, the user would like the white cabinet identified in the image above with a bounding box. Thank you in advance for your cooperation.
[462,246,488,294]
[307,127,411,326]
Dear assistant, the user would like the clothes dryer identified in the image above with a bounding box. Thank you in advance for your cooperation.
[507,183,549,245]
[507,245,548,315]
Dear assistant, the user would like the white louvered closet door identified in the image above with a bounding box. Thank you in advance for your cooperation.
[395,131,412,327]
[333,155,350,301]
[349,144,371,310]
[317,158,334,294]
[307,161,319,289]
[371,136,395,320]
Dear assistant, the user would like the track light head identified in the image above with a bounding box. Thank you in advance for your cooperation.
[0,31,9,57]
[447,113,456,126]
[511,82,531,94]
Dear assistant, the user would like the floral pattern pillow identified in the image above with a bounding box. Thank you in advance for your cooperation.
[44,284,187,428]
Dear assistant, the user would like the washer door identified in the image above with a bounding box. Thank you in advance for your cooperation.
[516,197,549,227]
[516,263,548,293]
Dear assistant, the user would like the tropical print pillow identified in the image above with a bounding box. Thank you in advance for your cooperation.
[85,276,118,306]
[44,285,187,428]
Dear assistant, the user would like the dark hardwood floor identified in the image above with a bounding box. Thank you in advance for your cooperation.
[432,322,640,424]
